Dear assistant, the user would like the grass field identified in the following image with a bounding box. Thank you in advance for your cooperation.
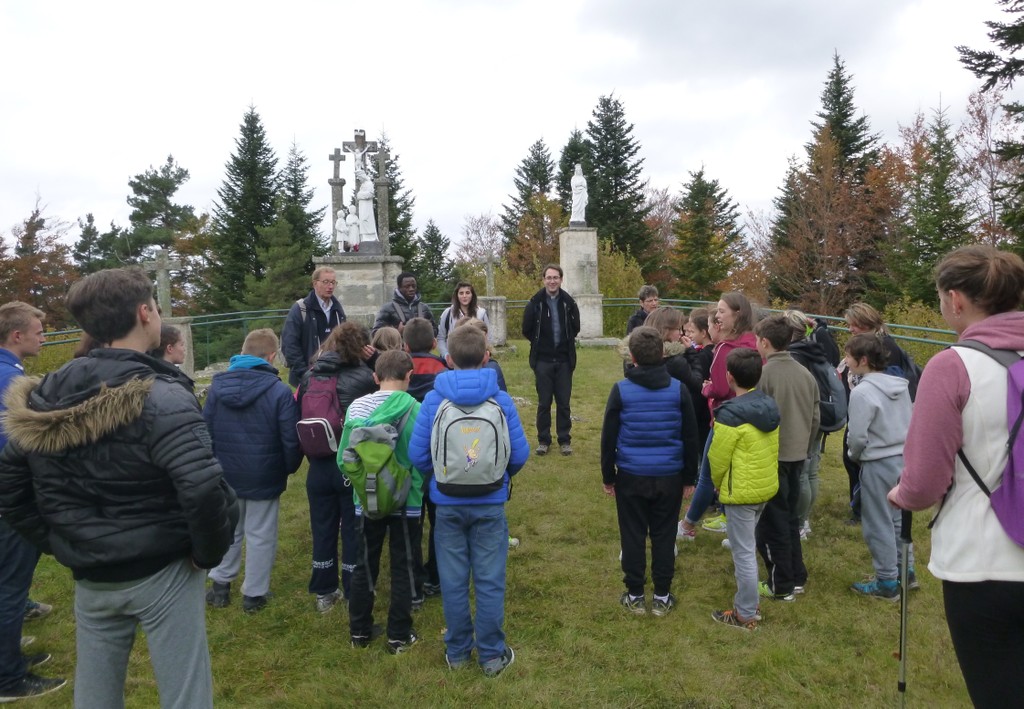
[25,342,969,708]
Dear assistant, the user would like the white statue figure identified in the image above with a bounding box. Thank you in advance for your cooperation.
[355,169,378,247]
[346,210,360,252]
[334,209,347,251]
[570,163,588,224]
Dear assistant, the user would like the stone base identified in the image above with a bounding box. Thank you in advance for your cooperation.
[478,296,507,346]
[576,293,604,339]
[559,226,599,296]
[317,254,405,328]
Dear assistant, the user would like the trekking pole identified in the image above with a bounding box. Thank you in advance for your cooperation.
[897,509,912,708]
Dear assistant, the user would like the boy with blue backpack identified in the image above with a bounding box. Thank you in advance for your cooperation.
[340,350,423,654]
[409,325,529,677]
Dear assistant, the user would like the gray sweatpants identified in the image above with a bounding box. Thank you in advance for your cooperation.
[724,503,765,620]
[859,455,914,581]
[74,557,213,709]
[208,497,280,597]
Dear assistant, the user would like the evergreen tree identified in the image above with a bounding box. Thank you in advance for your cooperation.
[278,141,328,274]
[500,139,556,246]
[504,194,567,272]
[378,134,418,265]
[243,215,312,310]
[3,204,77,327]
[809,53,880,177]
[210,106,278,310]
[411,219,454,304]
[583,95,653,269]
[73,213,102,274]
[556,129,591,212]
[671,169,745,300]
[959,0,1024,249]
[126,155,195,256]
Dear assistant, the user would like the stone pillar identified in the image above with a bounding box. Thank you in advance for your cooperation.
[165,316,195,378]
[478,296,507,347]
[559,226,604,339]
[317,254,405,329]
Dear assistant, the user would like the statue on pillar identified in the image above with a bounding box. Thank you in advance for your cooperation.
[355,169,378,250]
[570,164,588,225]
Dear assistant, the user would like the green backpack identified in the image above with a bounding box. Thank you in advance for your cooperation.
[341,411,413,519]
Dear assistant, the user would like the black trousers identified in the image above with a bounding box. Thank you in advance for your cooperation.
[755,460,807,594]
[843,428,861,519]
[420,488,439,587]
[615,473,684,597]
[534,359,573,445]
[306,457,356,597]
[943,580,1024,708]
[349,514,421,642]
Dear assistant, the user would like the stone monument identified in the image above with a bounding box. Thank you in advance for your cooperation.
[559,208,604,339]
[143,248,195,376]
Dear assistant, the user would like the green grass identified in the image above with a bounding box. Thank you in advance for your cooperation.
[27,342,969,707]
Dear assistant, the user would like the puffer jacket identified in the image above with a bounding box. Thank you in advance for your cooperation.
[708,389,781,505]
[0,349,238,582]
[203,356,302,499]
[297,351,377,419]
[372,289,436,334]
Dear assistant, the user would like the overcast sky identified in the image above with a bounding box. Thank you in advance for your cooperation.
[0,0,1003,252]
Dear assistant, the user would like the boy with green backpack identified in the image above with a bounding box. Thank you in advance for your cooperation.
[339,350,423,654]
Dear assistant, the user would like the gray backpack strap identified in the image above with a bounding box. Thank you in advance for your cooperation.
[392,301,406,324]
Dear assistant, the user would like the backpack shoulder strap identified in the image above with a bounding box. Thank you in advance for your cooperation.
[953,339,1023,369]
[393,301,406,324]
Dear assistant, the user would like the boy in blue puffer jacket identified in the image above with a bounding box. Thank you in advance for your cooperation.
[601,327,699,617]
[203,329,302,612]
[409,325,529,677]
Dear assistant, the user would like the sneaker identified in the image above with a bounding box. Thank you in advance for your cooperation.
[205,581,230,608]
[23,600,53,622]
[0,673,67,702]
[535,443,549,456]
[793,585,806,595]
[508,536,520,549]
[799,521,811,540]
[482,646,515,677]
[386,632,418,655]
[560,443,573,456]
[620,592,646,615]
[422,582,442,597]
[20,636,34,648]
[677,521,697,541]
[674,543,679,558]
[23,653,50,669]
[701,514,728,533]
[350,624,385,648]
[316,590,343,614]
[242,594,270,613]
[758,581,795,602]
[711,609,758,631]
[651,594,676,617]
[908,569,920,590]
[411,594,425,611]
[721,538,732,550]
[851,578,899,601]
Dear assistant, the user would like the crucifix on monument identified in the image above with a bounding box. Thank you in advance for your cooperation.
[144,248,182,316]
[327,148,347,252]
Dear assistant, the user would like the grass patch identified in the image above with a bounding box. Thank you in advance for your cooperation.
[27,342,968,707]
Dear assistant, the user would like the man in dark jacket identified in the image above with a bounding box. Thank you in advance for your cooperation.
[626,285,659,334]
[522,264,581,456]
[282,267,347,387]
[373,272,436,335]
[0,302,65,703]
[202,328,302,613]
[0,267,238,709]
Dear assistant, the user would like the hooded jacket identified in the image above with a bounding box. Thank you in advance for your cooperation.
[203,355,302,499]
[0,349,238,582]
[846,372,911,462]
[522,287,581,370]
[373,289,436,334]
[703,332,759,415]
[708,389,781,505]
[409,367,529,506]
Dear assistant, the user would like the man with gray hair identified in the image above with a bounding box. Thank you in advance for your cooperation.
[282,267,348,386]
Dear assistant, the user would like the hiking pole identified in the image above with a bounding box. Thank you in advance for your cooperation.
[897,509,912,708]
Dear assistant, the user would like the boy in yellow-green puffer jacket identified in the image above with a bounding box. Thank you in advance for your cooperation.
[707,348,780,631]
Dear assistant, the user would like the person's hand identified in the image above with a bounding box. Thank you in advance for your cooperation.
[361,345,376,360]
[887,486,902,509]
[683,485,695,499]
[603,483,615,497]
[681,335,694,349]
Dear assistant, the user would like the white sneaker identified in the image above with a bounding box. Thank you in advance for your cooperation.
[799,521,811,540]
[677,521,697,542]
[721,538,732,550]
[674,543,679,557]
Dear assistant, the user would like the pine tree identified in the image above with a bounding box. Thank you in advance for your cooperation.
[3,204,77,327]
[583,95,652,269]
[500,139,556,246]
[73,213,102,274]
[809,53,880,177]
[411,220,454,304]
[958,0,1024,249]
[671,169,745,300]
[126,155,195,257]
[210,106,278,310]
[556,129,591,212]
[378,134,418,265]
[243,215,312,310]
[278,142,328,275]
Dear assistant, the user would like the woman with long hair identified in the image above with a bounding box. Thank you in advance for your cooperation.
[678,292,758,539]
[889,245,1024,706]
[437,281,490,359]
[297,321,377,614]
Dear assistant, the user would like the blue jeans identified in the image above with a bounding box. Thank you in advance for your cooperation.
[0,520,39,692]
[684,431,716,526]
[434,504,508,665]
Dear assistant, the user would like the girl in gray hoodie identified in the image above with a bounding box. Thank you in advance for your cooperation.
[844,334,914,600]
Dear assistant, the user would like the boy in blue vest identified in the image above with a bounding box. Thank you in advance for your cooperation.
[409,325,529,677]
[601,326,699,616]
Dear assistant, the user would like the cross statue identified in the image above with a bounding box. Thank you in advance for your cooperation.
[143,248,182,316]
[579,253,598,294]
[485,253,495,296]
[327,148,346,180]
[342,129,379,176]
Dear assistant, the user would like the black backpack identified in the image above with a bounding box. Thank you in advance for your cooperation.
[803,358,848,433]
[892,345,923,402]
[810,318,841,367]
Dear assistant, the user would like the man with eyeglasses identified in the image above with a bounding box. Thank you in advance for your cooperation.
[626,285,660,334]
[282,268,347,387]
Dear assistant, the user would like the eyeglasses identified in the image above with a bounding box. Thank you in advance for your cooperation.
[318,280,337,286]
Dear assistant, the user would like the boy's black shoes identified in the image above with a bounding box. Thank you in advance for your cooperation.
[386,632,418,655]
[651,593,676,617]
[242,594,270,613]
[351,624,384,649]
[0,673,67,702]
[205,581,230,608]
